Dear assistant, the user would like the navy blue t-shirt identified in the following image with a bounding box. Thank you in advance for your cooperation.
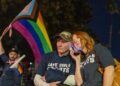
[37,51,75,83]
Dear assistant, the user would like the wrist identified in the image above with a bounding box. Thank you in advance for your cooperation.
[76,61,80,64]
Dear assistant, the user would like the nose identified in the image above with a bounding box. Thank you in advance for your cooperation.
[57,41,63,47]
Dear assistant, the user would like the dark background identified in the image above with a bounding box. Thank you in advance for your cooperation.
[0,0,120,61]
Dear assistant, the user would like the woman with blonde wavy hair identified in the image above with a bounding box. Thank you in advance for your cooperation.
[70,31,114,86]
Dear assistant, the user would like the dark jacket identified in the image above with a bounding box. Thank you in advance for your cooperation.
[0,53,21,86]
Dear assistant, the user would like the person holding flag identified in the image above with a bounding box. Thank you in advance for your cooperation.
[0,39,25,86]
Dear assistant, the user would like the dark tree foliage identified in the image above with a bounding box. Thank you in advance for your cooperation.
[0,0,29,31]
[39,0,93,49]
[0,0,93,61]
[0,0,92,36]
[39,0,92,36]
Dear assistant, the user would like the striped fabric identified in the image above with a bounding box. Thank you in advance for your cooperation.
[11,0,53,64]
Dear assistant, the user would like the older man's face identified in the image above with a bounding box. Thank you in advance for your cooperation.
[8,51,18,61]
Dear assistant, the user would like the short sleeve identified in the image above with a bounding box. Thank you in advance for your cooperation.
[94,43,115,68]
[36,54,49,76]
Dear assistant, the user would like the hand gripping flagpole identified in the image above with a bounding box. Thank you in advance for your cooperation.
[10,54,26,68]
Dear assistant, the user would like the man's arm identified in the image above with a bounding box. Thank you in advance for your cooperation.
[0,40,5,55]
[103,65,114,86]
[0,40,8,62]
[34,74,61,86]
[63,75,76,85]
[95,43,115,86]
[34,53,61,86]
[34,74,49,86]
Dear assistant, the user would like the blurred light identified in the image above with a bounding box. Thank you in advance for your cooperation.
[30,62,32,65]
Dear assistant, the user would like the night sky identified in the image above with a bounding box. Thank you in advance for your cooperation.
[0,0,120,60]
[88,0,120,59]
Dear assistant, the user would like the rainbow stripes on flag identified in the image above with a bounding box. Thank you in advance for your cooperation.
[10,0,53,64]
[18,64,23,75]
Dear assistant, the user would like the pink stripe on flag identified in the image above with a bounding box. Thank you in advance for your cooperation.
[12,21,41,63]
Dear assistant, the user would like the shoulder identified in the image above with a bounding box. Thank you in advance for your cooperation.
[0,53,8,63]
[41,51,57,60]
[43,51,56,58]
[94,43,111,55]
[0,53,7,58]
[94,43,106,50]
[94,43,115,67]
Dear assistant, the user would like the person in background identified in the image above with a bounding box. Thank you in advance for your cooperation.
[0,40,23,86]
[70,31,114,86]
[34,31,76,86]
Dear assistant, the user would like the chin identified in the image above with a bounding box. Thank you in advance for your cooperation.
[58,50,68,55]
[10,58,15,61]
[57,50,63,54]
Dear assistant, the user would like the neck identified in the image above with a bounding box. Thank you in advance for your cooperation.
[59,51,69,57]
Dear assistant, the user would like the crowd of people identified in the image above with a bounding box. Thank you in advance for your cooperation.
[0,29,115,86]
